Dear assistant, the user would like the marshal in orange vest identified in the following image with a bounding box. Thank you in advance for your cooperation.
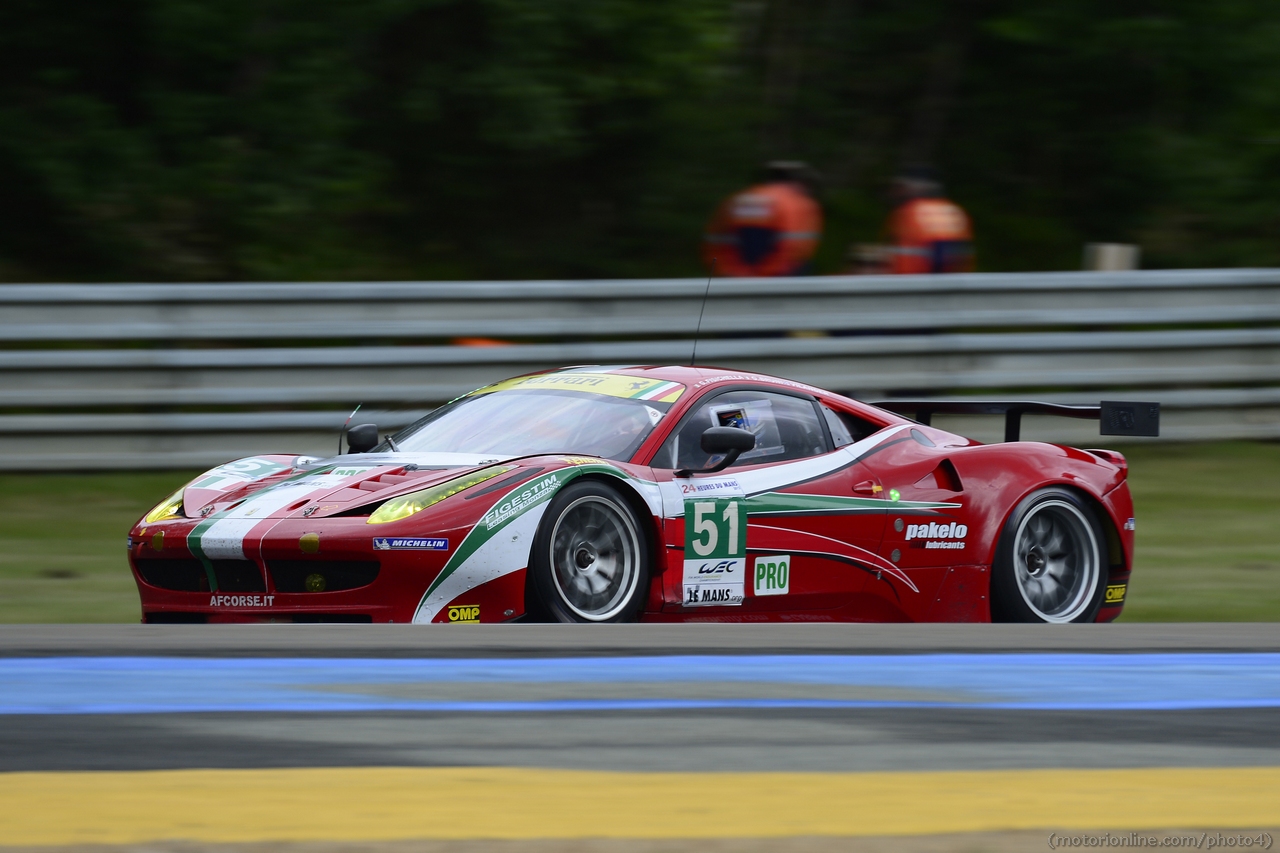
[704,164,822,277]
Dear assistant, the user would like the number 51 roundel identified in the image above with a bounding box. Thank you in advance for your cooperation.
[682,498,746,606]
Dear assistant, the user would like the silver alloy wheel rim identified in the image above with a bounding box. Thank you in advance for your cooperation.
[1012,499,1100,623]
[549,495,641,621]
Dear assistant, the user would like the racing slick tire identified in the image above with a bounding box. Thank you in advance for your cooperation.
[528,480,650,623]
[990,487,1107,624]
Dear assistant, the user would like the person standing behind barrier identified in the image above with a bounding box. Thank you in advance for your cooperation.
[703,162,822,276]
[885,166,974,274]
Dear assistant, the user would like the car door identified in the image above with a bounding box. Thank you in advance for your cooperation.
[650,388,889,616]
[852,425,976,608]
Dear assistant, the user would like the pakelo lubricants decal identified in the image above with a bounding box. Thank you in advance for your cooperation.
[683,497,746,606]
[905,521,968,550]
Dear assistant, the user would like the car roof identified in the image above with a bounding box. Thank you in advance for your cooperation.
[548,364,816,389]
[544,365,908,425]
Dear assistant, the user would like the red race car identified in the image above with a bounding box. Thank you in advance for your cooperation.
[128,365,1157,625]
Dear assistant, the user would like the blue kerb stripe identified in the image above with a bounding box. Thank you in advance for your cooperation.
[2,653,1279,715]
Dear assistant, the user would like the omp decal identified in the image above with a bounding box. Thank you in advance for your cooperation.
[1105,583,1127,605]
[413,462,656,623]
[754,555,790,596]
[1125,518,1136,531]
[447,605,480,623]
[373,537,449,551]
[469,373,686,403]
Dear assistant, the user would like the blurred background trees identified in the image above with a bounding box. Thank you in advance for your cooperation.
[1,0,1277,281]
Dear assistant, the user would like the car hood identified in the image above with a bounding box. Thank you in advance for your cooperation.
[181,452,516,519]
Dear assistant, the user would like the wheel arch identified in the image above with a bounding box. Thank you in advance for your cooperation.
[560,471,662,568]
[987,481,1125,622]
[522,468,662,618]
[992,480,1125,576]
[1074,485,1127,583]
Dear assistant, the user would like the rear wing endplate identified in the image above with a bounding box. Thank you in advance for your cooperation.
[873,400,1160,442]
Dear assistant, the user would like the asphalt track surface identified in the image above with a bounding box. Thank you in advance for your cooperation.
[2,623,1280,774]
[2,623,1278,848]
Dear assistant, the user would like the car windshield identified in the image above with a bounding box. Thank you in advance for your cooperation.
[386,383,680,461]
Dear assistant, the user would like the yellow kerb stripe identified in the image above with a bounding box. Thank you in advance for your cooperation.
[2,766,1278,845]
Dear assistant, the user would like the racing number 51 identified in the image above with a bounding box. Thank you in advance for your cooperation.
[687,499,743,559]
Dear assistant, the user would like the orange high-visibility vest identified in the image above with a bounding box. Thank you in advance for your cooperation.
[887,197,974,274]
[703,182,822,276]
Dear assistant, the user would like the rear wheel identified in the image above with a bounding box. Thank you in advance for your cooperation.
[528,480,649,623]
[991,487,1106,623]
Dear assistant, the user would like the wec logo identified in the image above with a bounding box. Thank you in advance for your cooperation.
[696,559,738,575]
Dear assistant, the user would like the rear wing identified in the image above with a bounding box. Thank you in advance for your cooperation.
[873,400,1160,442]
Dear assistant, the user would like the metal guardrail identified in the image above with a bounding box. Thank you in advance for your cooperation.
[4,269,1280,470]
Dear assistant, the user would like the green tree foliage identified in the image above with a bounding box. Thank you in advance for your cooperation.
[0,1,1277,281]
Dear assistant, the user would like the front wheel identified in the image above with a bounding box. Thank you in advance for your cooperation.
[990,487,1107,623]
[528,480,650,623]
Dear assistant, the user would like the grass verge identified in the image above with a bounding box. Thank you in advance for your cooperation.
[0,442,1277,623]
[1123,442,1280,621]
[0,471,196,623]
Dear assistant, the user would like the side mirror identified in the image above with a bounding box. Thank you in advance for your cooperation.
[676,426,755,478]
[346,423,379,454]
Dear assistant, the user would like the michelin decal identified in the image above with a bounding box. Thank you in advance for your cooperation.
[373,537,449,551]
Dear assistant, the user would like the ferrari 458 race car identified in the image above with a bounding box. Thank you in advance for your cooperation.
[129,365,1158,625]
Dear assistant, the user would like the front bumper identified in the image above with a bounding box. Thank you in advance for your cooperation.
[129,516,447,624]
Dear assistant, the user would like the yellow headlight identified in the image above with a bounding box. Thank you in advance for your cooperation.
[367,465,516,525]
[143,485,187,524]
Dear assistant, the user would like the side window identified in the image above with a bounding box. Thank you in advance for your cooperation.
[822,405,883,445]
[822,405,855,448]
[656,390,830,471]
